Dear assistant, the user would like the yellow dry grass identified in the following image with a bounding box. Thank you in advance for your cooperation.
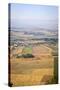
[11,68,54,86]
[9,44,54,86]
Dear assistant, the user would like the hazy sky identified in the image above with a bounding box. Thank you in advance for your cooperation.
[10,4,58,30]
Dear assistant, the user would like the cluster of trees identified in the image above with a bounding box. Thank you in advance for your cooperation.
[16,54,34,58]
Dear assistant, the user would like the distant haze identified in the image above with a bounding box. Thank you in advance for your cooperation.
[10,4,58,31]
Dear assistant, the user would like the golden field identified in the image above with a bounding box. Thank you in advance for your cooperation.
[9,44,54,86]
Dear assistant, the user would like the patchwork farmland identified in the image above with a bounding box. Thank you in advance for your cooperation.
[9,30,58,86]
